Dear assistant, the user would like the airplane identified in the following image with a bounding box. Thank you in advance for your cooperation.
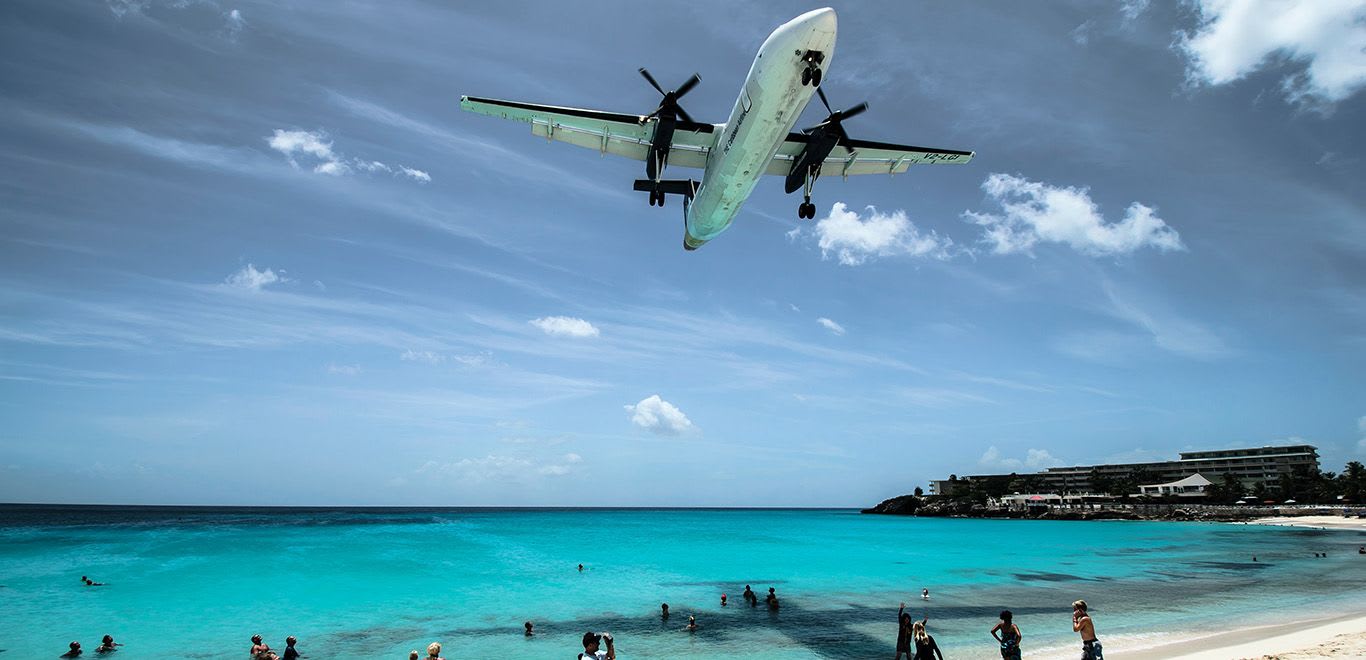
[461,7,973,251]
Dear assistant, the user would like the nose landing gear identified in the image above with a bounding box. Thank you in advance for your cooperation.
[799,50,825,87]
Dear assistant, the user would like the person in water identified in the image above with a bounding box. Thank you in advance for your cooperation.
[524,621,534,636]
[1073,600,1102,660]
[894,602,914,660]
[95,635,121,654]
[281,636,301,660]
[249,635,268,658]
[991,609,1022,660]
[408,651,419,660]
[425,641,444,659]
[579,631,615,660]
[661,602,670,619]
[766,587,779,610]
[61,641,83,658]
[911,621,942,660]
[921,588,930,600]
[686,615,698,632]
[721,593,727,606]
[743,585,757,606]
[81,575,104,586]
[578,563,584,572]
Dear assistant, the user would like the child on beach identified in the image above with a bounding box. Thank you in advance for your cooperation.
[1073,600,1102,659]
[991,610,1022,660]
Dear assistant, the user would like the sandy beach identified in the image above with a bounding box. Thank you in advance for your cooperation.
[1118,612,1366,659]
[1246,515,1366,531]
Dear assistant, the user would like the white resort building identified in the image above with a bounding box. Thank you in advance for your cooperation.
[1137,473,1213,498]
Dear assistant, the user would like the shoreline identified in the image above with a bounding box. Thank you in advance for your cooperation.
[1127,611,1366,659]
[1245,514,1366,531]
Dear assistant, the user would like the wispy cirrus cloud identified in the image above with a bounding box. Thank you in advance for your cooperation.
[963,173,1183,256]
[529,316,600,338]
[1177,0,1366,109]
[816,317,846,336]
[266,129,430,182]
[979,446,1064,471]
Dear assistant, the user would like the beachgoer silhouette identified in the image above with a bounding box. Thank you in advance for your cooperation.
[1072,600,1102,660]
[281,636,300,660]
[686,615,698,632]
[578,563,584,572]
[580,631,614,660]
[911,621,943,660]
[743,585,757,607]
[61,641,83,658]
[921,588,930,600]
[991,610,1022,660]
[525,621,534,636]
[95,635,120,654]
[895,602,913,660]
[661,603,670,619]
[721,593,727,606]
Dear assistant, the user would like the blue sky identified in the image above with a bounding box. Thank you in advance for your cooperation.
[1,0,1363,506]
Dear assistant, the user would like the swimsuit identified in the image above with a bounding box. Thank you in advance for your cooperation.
[1081,638,1103,660]
[999,627,1021,660]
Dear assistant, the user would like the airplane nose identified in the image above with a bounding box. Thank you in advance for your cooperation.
[805,7,837,32]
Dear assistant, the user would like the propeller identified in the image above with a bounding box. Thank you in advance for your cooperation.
[806,86,868,149]
[640,68,701,124]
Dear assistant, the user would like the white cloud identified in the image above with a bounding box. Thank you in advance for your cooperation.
[625,394,694,436]
[1178,0,1366,108]
[529,316,600,338]
[816,317,846,336]
[401,349,445,364]
[979,446,1064,471]
[399,166,431,183]
[1120,0,1150,22]
[265,129,431,182]
[327,363,361,376]
[963,173,1184,256]
[418,452,582,481]
[224,9,245,40]
[225,263,287,291]
[803,202,954,265]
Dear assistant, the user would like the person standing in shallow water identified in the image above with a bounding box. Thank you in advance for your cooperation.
[911,621,942,660]
[281,636,301,660]
[1073,600,1102,660]
[61,641,83,657]
[991,609,1022,660]
[743,585,757,606]
[894,602,913,660]
[661,602,670,619]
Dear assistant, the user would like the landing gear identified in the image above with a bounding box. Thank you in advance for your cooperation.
[801,50,825,87]
[796,163,820,220]
[648,190,666,207]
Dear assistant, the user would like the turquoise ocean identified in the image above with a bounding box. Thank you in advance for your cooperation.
[2,506,1364,658]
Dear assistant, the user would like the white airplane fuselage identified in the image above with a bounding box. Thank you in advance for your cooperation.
[683,8,836,250]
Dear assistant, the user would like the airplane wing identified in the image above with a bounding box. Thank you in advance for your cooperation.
[459,96,717,169]
[765,133,974,176]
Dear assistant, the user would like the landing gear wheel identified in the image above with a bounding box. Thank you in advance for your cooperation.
[801,68,811,86]
[810,68,821,87]
[798,202,815,219]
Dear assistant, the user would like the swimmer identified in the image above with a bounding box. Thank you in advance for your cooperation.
[408,651,419,660]
[250,635,267,657]
[578,563,584,572]
[426,641,445,659]
[61,641,83,658]
[96,635,121,653]
[922,588,930,600]
[661,602,670,619]
[281,636,300,660]
[525,621,534,637]
[743,585,757,607]
[721,593,727,606]
[1252,556,1258,562]
[686,615,698,632]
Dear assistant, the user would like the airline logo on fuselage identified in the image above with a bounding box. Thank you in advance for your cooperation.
[723,107,750,154]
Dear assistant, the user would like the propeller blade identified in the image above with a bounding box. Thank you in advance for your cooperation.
[675,73,702,98]
[841,102,869,121]
[816,86,834,115]
[639,68,665,95]
[676,106,696,124]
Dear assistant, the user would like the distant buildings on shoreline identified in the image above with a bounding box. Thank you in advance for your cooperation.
[931,444,1320,498]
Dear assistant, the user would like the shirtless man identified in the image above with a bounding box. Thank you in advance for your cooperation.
[1072,600,1102,660]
